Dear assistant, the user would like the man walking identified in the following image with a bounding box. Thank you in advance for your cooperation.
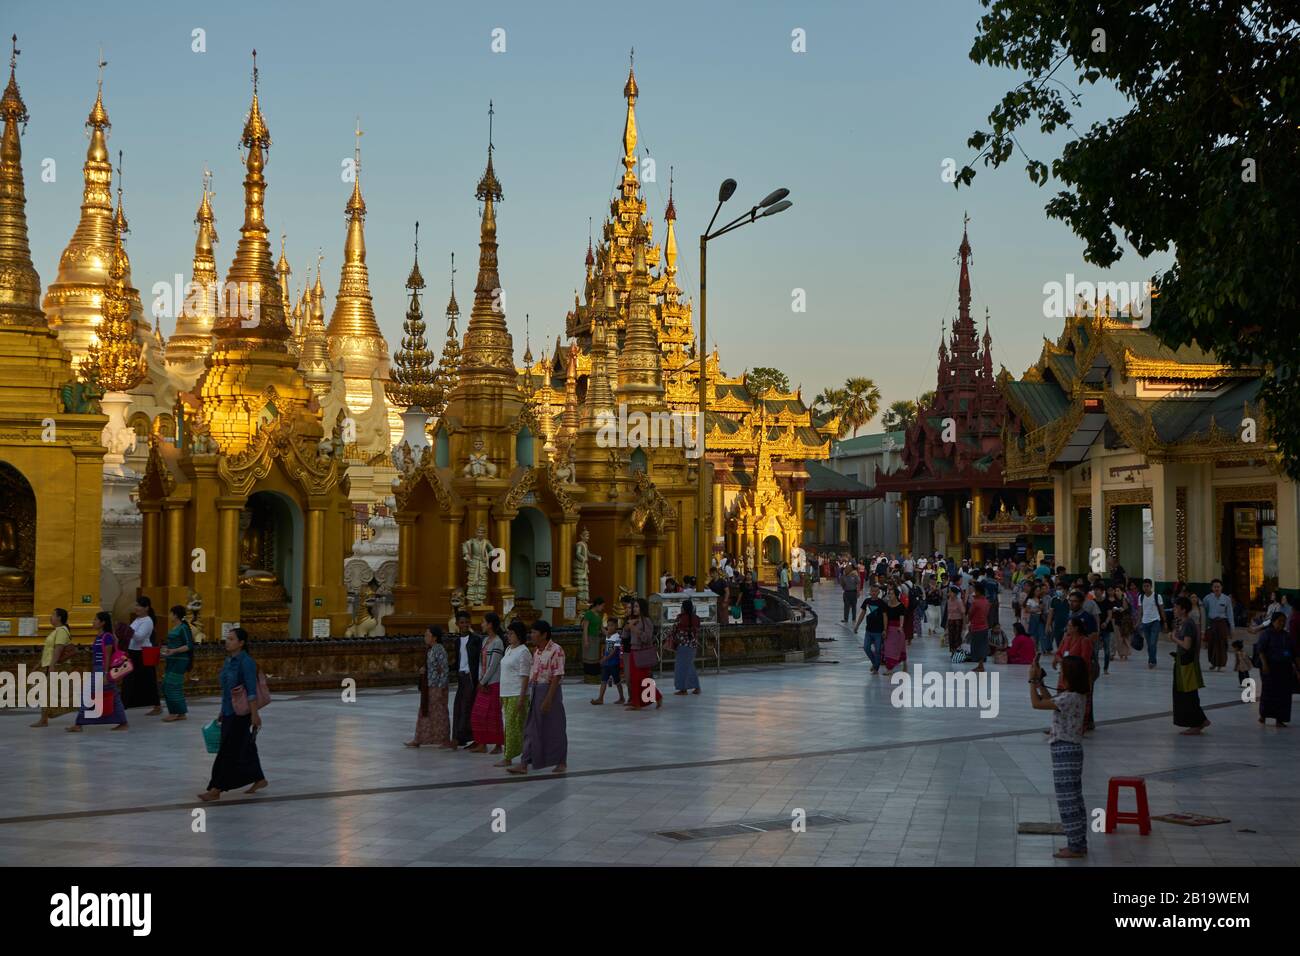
[838,562,859,624]
[854,583,888,674]
[1137,579,1164,669]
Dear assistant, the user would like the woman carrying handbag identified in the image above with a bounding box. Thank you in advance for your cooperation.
[624,598,662,710]
[67,612,129,731]
[199,627,269,801]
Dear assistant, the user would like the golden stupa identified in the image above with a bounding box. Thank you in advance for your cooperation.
[137,54,351,640]
[0,37,108,640]
[164,170,220,384]
[325,120,396,447]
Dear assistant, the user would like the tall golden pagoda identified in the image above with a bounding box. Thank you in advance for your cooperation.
[533,63,836,585]
[390,105,579,629]
[164,170,220,384]
[137,53,351,641]
[42,62,117,368]
[0,37,107,639]
[326,119,394,444]
[85,167,146,395]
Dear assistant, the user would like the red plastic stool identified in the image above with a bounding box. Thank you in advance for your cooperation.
[1105,776,1151,835]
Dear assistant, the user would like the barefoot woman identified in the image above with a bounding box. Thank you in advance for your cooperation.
[199,628,267,801]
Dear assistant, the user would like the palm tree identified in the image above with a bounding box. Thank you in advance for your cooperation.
[916,389,936,410]
[881,399,918,431]
[813,386,850,438]
[840,377,881,438]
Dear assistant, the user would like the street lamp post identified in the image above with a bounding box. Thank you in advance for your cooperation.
[695,180,793,585]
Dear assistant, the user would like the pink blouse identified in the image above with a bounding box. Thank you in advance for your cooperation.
[529,640,565,683]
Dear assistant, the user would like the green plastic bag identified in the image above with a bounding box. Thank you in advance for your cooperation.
[202,718,222,754]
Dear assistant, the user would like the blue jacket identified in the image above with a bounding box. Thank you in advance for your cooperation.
[219,650,259,717]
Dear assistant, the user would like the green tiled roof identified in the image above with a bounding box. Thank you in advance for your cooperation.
[704,411,742,435]
[804,459,874,496]
[1004,380,1071,426]
[1148,378,1261,443]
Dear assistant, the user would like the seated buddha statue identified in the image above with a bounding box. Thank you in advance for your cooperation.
[0,515,31,589]
[238,521,281,589]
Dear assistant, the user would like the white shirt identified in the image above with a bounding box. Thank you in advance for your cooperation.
[499,644,532,698]
[1140,592,1163,624]
[459,634,470,673]
[129,615,154,650]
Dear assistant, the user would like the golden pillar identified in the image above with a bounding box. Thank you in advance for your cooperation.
[139,502,161,592]
[215,498,242,635]
[556,519,575,590]
[165,504,185,589]
[666,525,680,582]
[712,482,724,542]
[949,497,964,548]
[493,515,512,607]
[395,513,415,590]
[794,486,806,543]
[445,518,461,592]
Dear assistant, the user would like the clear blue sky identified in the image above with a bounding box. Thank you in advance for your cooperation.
[10,0,1168,414]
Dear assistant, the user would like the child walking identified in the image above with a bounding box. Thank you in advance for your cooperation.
[591,618,625,705]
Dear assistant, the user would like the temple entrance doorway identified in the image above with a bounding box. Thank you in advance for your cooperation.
[239,491,304,639]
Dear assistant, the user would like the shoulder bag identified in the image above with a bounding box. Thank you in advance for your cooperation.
[231,664,272,715]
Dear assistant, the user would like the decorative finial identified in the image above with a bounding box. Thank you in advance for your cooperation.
[414,220,419,256]
[666,165,676,220]
[251,48,258,94]
[354,115,363,170]
[475,101,503,202]
[97,46,106,92]
[9,34,18,74]
[450,250,455,292]
[203,164,212,192]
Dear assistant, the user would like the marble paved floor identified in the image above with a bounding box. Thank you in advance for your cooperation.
[2,585,1296,867]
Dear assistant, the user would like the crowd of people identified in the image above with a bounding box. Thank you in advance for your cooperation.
[21,550,1298,856]
[796,546,1300,858]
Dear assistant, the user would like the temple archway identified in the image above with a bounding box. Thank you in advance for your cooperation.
[763,533,782,567]
[239,490,305,639]
[0,461,36,619]
[509,506,553,621]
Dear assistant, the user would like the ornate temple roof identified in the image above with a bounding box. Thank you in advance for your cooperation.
[999,309,1271,477]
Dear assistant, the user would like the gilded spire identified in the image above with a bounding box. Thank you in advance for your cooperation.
[86,151,145,392]
[43,54,120,357]
[0,35,45,330]
[276,231,291,305]
[298,254,332,395]
[214,49,288,343]
[561,342,579,440]
[616,218,663,403]
[622,49,638,169]
[433,252,461,411]
[326,115,389,411]
[580,283,618,428]
[387,221,440,411]
[663,165,679,288]
[460,102,515,383]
